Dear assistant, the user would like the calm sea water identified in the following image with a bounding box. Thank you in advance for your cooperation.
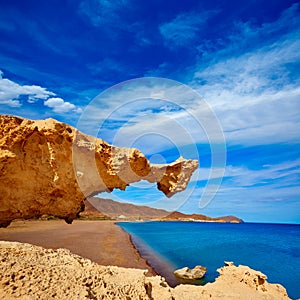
[118,221,300,299]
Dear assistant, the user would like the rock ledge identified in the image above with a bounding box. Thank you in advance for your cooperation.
[0,115,198,227]
[0,241,291,300]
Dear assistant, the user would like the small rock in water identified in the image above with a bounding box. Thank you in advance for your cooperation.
[174,265,207,280]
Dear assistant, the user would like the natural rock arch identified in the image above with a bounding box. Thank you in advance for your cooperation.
[0,115,198,227]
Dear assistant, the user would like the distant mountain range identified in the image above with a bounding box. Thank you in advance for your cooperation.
[80,197,243,223]
[161,211,243,223]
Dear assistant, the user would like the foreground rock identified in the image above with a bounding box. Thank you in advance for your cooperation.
[174,265,207,281]
[0,241,291,299]
[0,115,198,227]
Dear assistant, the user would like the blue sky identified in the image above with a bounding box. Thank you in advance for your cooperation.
[0,0,299,223]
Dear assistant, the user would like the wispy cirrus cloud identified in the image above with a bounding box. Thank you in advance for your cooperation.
[75,78,225,157]
[224,159,300,188]
[159,10,218,47]
[176,158,300,223]
[0,70,82,114]
[79,0,131,28]
[189,158,300,190]
[187,4,300,146]
[193,33,300,94]
[86,57,134,83]
[134,4,300,148]
[195,3,300,60]
[78,45,300,149]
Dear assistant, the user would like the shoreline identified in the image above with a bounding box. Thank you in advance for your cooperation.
[0,219,156,275]
[115,221,158,276]
[0,218,202,285]
[117,221,181,287]
[126,226,158,277]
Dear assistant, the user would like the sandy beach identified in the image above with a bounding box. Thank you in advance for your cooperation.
[0,219,156,276]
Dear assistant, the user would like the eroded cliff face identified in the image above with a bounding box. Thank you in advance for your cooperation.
[0,241,291,300]
[0,115,198,227]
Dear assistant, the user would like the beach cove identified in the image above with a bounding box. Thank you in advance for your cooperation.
[0,219,297,299]
[0,220,156,275]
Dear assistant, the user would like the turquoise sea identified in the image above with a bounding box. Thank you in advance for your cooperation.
[118,221,300,299]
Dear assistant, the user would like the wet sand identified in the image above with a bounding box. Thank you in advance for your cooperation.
[0,219,156,275]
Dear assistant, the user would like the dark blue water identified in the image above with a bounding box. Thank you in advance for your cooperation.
[118,221,300,299]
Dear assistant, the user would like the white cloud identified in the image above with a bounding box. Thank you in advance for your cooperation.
[0,70,55,107]
[0,71,82,114]
[44,97,83,114]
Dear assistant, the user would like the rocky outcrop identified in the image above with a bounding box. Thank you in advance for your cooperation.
[0,241,291,299]
[193,261,291,300]
[174,265,207,280]
[0,115,198,227]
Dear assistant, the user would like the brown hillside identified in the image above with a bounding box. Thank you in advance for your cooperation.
[79,200,110,220]
[215,215,244,223]
[83,197,243,223]
[163,211,243,223]
[85,197,170,219]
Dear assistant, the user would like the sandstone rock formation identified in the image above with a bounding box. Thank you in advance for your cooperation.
[197,261,291,299]
[0,115,198,227]
[0,241,291,299]
[174,265,207,281]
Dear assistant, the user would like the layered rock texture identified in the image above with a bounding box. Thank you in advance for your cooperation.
[0,241,290,300]
[0,115,198,227]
